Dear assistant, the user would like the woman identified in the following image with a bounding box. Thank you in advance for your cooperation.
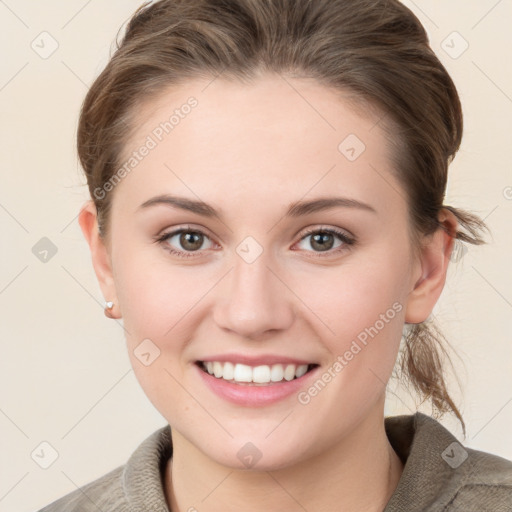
[38,0,512,510]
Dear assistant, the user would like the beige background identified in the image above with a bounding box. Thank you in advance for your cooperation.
[1,1,511,511]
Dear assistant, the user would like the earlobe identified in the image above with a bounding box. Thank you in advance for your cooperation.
[78,201,121,319]
[404,209,458,324]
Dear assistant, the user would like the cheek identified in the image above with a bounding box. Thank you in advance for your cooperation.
[113,243,201,341]
[290,246,409,411]
[291,249,408,347]
[114,251,198,414]
[115,232,410,354]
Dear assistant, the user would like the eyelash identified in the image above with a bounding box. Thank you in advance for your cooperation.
[153,225,356,259]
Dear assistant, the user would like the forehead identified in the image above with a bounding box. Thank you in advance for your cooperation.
[114,74,405,218]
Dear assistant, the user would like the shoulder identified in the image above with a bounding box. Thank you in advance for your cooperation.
[35,425,173,512]
[446,444,512,510]
[36,465,126,512]
[385,412,512,511]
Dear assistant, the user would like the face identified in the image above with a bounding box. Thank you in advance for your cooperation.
[92,74,425,470]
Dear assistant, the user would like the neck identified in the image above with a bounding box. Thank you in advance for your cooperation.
[165,404,403,512]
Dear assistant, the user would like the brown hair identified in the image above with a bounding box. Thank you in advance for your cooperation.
[77,0,489,435]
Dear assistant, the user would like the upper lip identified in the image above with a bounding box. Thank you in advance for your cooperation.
[197,354,317,367]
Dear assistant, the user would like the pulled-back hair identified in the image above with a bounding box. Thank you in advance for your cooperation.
[77,0,490,435]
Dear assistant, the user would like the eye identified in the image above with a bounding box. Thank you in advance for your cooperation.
[294,227,355,256]
[154,225,356,259]
[154,226,216,258]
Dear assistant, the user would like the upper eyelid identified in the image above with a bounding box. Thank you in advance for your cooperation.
[157,225,217,244]
[157,225,353,249]
[299,225,353,239]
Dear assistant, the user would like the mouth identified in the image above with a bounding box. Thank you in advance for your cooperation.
[195,361,319,386]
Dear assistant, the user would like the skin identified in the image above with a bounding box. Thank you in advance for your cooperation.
[79,74,457,512]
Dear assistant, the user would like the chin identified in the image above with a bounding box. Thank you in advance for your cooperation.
[200,436,309,472]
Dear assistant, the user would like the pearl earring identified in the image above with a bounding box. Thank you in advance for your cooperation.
[104,301,115,318]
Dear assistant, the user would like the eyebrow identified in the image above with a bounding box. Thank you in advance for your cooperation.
[138,194,377,219]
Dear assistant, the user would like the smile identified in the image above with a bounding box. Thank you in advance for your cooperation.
[197,361,318,385]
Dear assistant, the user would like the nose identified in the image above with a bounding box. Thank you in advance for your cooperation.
[212,249,295,340]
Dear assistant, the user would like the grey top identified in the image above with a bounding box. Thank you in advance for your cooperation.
[36,412,512,511]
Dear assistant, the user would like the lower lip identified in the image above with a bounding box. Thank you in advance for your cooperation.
[195,363,319,407]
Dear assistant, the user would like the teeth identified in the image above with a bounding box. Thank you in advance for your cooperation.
[253,365,270,383]
[295,364,308,378]
[213,361,223,378]
[223,362,234,380]
[233,363,252,382]
[201,362,311,384]
[284,364,296,381]
[270,364,284,382]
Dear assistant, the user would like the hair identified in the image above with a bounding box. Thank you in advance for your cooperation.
[77,0,490,436]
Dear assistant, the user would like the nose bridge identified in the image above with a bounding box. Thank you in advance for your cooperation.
[213,239,294,339]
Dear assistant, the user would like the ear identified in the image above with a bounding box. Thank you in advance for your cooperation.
[404,209,458,324]
[78,200,121,319]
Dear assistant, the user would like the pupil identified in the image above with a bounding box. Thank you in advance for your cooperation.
[312,233,333,251]
[181,232,202,250]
